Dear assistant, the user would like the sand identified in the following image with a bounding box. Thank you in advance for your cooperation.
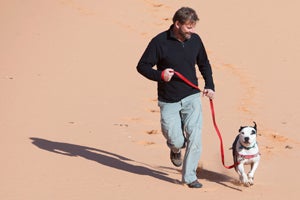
[1,0,299,199]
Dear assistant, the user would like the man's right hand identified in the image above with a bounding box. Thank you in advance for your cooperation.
[161,68,174,82]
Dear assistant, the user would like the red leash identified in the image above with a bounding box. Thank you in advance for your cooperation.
[173,71,238,169]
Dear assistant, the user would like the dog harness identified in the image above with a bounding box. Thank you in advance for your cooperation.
[238,152,260,160]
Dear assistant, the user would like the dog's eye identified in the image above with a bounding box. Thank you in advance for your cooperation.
[251,130,256,135]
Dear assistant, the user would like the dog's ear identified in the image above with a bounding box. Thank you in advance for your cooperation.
[253,121,257,131]
[239,126,245,133]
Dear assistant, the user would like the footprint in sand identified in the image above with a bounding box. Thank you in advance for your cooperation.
[260,130,296,155]
[221,63,257,115]
[149,109,159,113]
[113,123,129,127]
[136,141,156,146]
[146,130,160,135]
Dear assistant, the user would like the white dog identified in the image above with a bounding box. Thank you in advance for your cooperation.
[232,122,260,186]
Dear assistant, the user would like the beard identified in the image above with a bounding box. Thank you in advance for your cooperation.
[179,28,192,40]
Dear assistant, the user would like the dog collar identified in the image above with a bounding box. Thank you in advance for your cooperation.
[239,142,256,150]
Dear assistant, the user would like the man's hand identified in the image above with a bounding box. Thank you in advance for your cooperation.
[161,68,174,82]
[203,89,215,99]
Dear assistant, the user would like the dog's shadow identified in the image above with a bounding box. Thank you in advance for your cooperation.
[29,137,178,184]
[197,168,242,191]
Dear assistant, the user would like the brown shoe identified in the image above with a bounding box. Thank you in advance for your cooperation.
[188,180,203,188]
[170,150,182,167]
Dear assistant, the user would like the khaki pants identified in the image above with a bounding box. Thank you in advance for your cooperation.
[158,93,202,184]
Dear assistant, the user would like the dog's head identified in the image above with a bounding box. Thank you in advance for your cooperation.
[238,122,257,147]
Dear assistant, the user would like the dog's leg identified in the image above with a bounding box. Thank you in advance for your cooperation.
[248,160,260,185]
[237,163,249,186]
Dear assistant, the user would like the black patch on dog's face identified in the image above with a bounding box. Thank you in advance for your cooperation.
[238,121,257,133]
[239,126,246,133]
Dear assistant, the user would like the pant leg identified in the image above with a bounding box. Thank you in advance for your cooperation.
[180,93,202,184]
[158,101,185,152]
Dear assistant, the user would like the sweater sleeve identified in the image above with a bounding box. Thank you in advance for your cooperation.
[197,38,215,91]
[136,38,163,82]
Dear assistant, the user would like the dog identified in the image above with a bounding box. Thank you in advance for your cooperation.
[232,121,260,186]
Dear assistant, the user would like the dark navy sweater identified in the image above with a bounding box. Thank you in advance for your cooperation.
[137,26,215,103]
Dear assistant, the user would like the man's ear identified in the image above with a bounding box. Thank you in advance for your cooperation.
[174,21,181,29]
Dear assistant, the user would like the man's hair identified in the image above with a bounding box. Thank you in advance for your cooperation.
[172,7,199,24]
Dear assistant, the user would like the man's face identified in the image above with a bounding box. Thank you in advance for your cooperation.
[177,21,196,40]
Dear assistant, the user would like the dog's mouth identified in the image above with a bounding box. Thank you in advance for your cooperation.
[243,140,251,144]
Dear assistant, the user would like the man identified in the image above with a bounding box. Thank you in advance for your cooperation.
[136,7,215,188]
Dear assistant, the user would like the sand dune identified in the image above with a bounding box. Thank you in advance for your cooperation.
[1,0,299,199]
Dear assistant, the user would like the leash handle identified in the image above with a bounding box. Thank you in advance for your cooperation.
[173,70,238,169]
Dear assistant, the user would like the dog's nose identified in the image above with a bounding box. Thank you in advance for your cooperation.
[244,137,250,142]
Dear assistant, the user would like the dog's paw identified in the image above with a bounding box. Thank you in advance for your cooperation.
[247,174,254,185]
[248,178,254,185]
[240,175,250,186]
[239,174,254,187]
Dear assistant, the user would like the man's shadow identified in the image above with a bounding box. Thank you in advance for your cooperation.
[30,137,178,184]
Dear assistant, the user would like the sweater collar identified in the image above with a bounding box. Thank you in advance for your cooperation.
[169,25,176,40]
[168,24,190,42]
